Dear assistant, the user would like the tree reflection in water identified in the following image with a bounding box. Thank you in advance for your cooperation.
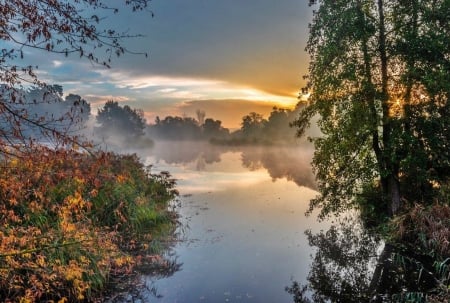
[147,142,317,190]
[287,216,440,303]
[240,145,316,190]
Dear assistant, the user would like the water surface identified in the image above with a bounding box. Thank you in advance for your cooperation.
[129,142,330,302]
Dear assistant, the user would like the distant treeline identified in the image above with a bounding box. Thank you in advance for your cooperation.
[217,107,303,145]
[9,85,305,147]
[147,106,304,145]
[147,115,230,141]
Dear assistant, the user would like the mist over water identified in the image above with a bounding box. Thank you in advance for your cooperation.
[114,141,329,303]
[138,141,317,191]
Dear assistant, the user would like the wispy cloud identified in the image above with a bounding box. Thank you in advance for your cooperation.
[97,70,224,90]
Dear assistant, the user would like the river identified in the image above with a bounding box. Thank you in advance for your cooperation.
[119,141,330,302]
[114,141,443,303]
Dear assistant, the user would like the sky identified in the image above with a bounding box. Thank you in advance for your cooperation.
[21,0,314,129]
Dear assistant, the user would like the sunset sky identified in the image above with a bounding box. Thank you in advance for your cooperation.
[29,0,314,129]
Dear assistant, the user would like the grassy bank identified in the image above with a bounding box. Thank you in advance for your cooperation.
[0,147,178,302]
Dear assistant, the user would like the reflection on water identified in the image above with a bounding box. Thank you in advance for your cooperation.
[287,216,440,303]
[116,141,327,302]
[149,141,223,168]
[287,216,382,303]
[114,142,445,302]
[240,146,317,190]
[146,141,317,191]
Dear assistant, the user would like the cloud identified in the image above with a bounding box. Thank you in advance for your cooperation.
[12,0,313,130]
[96,70,224,90]
[52,60,63,67]
[156,88,177,93]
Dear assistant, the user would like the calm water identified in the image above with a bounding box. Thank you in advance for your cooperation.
[114,141,440,303]
[123,142,330,302]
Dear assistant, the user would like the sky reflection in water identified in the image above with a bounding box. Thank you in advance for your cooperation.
[133,142,329,303]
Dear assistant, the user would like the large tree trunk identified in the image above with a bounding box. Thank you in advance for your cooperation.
[387,173,401,216]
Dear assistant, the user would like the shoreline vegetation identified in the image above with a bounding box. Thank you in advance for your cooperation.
[0,146,178,302]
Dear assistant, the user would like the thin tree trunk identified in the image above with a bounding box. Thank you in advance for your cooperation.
[356,0,383,184]
[377,0,401,216]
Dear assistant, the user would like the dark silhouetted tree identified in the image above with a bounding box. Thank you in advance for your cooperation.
[264,107,298,141]
[241,112,266,139]
[149,115,202,140]
[203,118,229,140]
[96,101,146,143]
[0,85,91,147]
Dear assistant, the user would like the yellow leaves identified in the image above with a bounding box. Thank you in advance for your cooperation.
[10,158,19,167]
[113,255,133,267]
[36,254,46,267]
[19,295,33,303]
[28,200,43,213]
[60,220,76,233]
[65,191,86,209]
[73,176,85,187]
[64,260,83,281]
[116,173,128,183]
[57,298,68,303]
[5,255,20,267]
[73,278,89,300]
[78,255,90,266]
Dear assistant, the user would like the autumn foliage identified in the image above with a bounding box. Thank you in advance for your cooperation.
[0,147,177,302]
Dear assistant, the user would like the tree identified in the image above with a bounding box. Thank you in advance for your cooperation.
[96,100,146,142]
[196,109,206,126]
[0,84,91,149]
[148,115,203,140]
[294,0,449,217]
[264,107,298,141]
[0,0,151,155]
[241,112,266,139]
[202,118,229,140]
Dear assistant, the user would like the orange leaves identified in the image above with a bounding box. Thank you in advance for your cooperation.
[116,173,128,184]
[0,146,177,302]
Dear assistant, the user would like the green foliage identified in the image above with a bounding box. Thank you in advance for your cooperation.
[356,183,389,227]
[295,0,450,218]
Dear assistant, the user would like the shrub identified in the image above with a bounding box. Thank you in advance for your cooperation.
[0,147,177,302]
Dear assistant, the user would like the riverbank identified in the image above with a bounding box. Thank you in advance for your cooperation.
[0,147,178,302]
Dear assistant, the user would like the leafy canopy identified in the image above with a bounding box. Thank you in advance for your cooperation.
[294,0,449,218]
